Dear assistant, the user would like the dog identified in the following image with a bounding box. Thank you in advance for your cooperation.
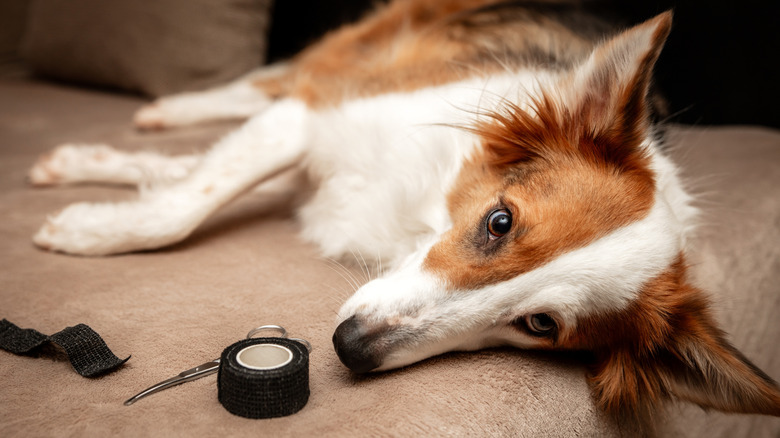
[27,0,780,421]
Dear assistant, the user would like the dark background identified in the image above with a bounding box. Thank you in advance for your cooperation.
[266,0,780,129]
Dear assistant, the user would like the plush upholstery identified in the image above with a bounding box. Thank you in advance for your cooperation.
[20,0,272,96]
[0,78,778,437]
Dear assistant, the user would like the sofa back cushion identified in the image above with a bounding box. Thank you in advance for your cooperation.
[21,0,272,97]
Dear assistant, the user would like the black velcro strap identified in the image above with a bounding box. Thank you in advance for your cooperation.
[0,319,129,377]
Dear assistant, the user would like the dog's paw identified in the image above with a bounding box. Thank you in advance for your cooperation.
[28,151,59,186]
[133,103,169,131]
[133,96,204,131]
[28,144,112,187]
[33,200,194,256]
[133,96,212,131]
[33,202,122,255]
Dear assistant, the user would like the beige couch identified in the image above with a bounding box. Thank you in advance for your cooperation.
[1,2,779,437]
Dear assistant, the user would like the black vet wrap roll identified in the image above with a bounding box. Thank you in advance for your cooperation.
[218,337,309,419]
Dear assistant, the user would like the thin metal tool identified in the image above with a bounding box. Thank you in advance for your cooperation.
[124,325,304,406]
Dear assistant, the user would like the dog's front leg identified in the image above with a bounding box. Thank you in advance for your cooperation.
[28,144,202,187]
[33,99,309,256]
[133,63,292,131]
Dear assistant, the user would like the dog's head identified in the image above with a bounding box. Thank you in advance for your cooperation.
[333,12,780,418]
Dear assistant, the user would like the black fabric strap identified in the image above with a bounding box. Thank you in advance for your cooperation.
[0,319,129,377]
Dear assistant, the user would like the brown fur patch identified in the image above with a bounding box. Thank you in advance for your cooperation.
[422,85,656,290]
[560,255,780,418]
[422,137,655,290]
[252,0,610,107]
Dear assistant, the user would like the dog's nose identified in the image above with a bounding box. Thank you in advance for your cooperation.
[332,315,383,373]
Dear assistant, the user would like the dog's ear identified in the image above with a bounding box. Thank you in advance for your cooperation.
[586,282,780,419]
[567,11,672,150]
[477,12,672,171]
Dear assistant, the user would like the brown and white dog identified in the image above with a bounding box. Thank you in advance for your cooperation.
[28,0,780,420]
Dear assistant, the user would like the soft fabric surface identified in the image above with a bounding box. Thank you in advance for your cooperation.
[0,78,778,436]
[20,0,272,96]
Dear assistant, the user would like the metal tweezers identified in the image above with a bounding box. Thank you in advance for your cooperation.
[124,325,298,406]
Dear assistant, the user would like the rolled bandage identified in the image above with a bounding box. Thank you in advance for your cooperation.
[217,337,310,419]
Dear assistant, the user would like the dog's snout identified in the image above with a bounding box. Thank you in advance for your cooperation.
[332,315,385,373]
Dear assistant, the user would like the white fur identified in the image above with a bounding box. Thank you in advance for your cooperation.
[299,72,549,266]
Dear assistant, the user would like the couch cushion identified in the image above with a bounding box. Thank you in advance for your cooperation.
[0,0,31,78]
[20,0,272,97]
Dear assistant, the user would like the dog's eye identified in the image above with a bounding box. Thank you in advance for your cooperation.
[487,209,512,239]
[525,313,556,336]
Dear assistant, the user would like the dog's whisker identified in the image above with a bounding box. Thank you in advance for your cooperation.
[325,266,359,294]
[323,285,349,307]
[337,257,366,290]
[326,281,352,301]
[349,248,371,284]
[321,257,362,293]
[354,247,374,281]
